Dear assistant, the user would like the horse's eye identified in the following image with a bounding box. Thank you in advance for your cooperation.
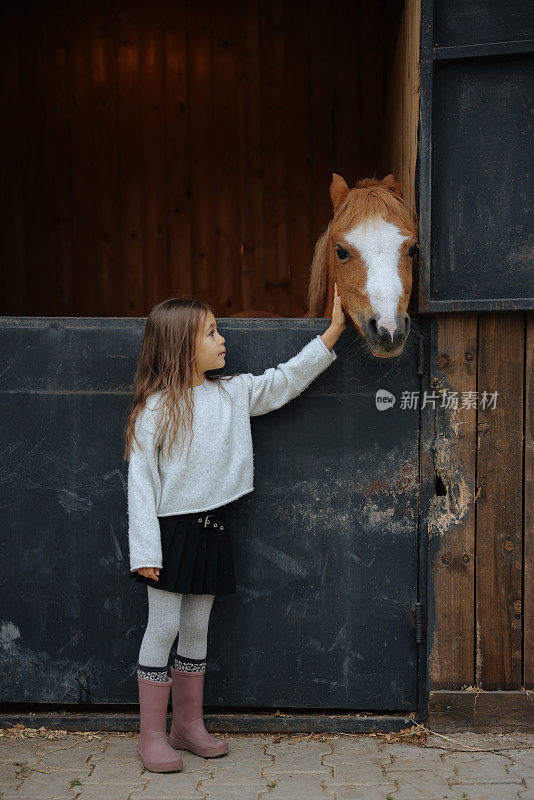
[408,243,419,259]
[334,244,350,262]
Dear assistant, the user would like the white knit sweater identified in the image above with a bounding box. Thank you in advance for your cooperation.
[127,334,337,571]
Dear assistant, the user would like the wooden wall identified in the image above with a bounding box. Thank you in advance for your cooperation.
[429,311,534,697]
[381,0,420,217]
[1,0,406,318]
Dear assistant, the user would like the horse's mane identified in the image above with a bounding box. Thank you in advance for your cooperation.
[306,219,333,318]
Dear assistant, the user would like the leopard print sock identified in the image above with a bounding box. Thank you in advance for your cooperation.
[174,655,206,673]
[137,663,170,682]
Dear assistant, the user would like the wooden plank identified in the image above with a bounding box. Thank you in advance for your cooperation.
[429,690,534,732]
[163,0,193,300]
[235,0,266,312]
[476,313,524,688]
[525,311,534,686]
[428,313,477,688]
[258,0,289,315]
[17,4,48,315]
[187,0,216,307]
[0,711,419,734]
[139,1,168,311]
[116,2,145,315]
[211,0,240,316]
[355,0,385,180]
[89,1,120,316]
[382,0,421,214]
[68,5,102,316]
[308,0,336,267]
[0,3,28,313]
[285,0,312,316]
[332,0,362,186]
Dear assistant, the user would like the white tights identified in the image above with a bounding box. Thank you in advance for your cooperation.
[137,585,215,680]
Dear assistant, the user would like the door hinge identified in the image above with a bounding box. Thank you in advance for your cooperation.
[410,602,423,644]
[417,336,426,377]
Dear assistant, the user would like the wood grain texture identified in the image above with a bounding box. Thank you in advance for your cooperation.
[428,313,477,689]
[476,312,524,689]
[526,311,534,687]
[0,0,404,317]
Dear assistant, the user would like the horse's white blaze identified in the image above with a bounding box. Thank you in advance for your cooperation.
[344,216,410,340]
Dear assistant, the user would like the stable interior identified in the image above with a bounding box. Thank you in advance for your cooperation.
[1,0,420,318]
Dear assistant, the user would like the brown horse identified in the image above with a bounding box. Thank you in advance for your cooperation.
[233,172,418,358]
[305,173,418,357]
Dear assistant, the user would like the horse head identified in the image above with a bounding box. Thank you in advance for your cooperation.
[307,173,418,357]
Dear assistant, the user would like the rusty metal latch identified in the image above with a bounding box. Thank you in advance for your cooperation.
[410,602,423,644]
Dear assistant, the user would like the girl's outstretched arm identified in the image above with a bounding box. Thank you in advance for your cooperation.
[243,282,345,417]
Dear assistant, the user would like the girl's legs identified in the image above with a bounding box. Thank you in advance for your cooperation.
[137,586,182,682]
[137,588,215,679]
[169,592,227,757]
[174,593,215,672]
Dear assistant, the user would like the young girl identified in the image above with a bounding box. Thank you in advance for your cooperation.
[124,288,345,773]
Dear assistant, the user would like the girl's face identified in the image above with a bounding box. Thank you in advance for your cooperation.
[194,311,226,377]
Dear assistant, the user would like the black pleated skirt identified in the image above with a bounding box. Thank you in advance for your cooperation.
[129,501,236,595]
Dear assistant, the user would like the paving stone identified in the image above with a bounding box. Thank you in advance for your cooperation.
[70,787,136,800]
[87,735,139,761]
[326,761,388,784]
[0,739,40,762]
[5,764,92,797]
[323,738,389,768]
[200,784,266,800]
[384,769,452,799]
[238,771,334,798]
[451,785,525,800]
[444,751,523,785]
[0,760,24,787]
[329,786,398,800]
[384,744,451,771]
[264,741,332,772]
[137,766,212,794]
[1,796,74,800]
[79,757,146,785]
[506,750,534,778]
[27,742,98,771]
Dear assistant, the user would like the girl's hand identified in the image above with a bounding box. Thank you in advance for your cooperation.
[331,282,346,331]
[137,567,159,581]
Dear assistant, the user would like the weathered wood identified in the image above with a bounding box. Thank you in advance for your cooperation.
[428,313,477,688]
[525,311,534,687]
[382,0,421,216]
[429,690,534,732]
[476,313,524,688]
[0,711,421,735]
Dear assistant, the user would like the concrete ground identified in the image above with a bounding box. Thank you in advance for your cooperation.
[1,724,534,800]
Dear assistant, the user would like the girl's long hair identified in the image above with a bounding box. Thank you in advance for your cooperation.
[123,298,241,463]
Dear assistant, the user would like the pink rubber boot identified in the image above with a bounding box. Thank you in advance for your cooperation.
[137,676,183,772]
[168,666,228,757]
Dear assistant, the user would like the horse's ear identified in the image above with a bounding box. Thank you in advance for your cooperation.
[306,221,332,317]
[381,173,403,200]
[330,173,350,210]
